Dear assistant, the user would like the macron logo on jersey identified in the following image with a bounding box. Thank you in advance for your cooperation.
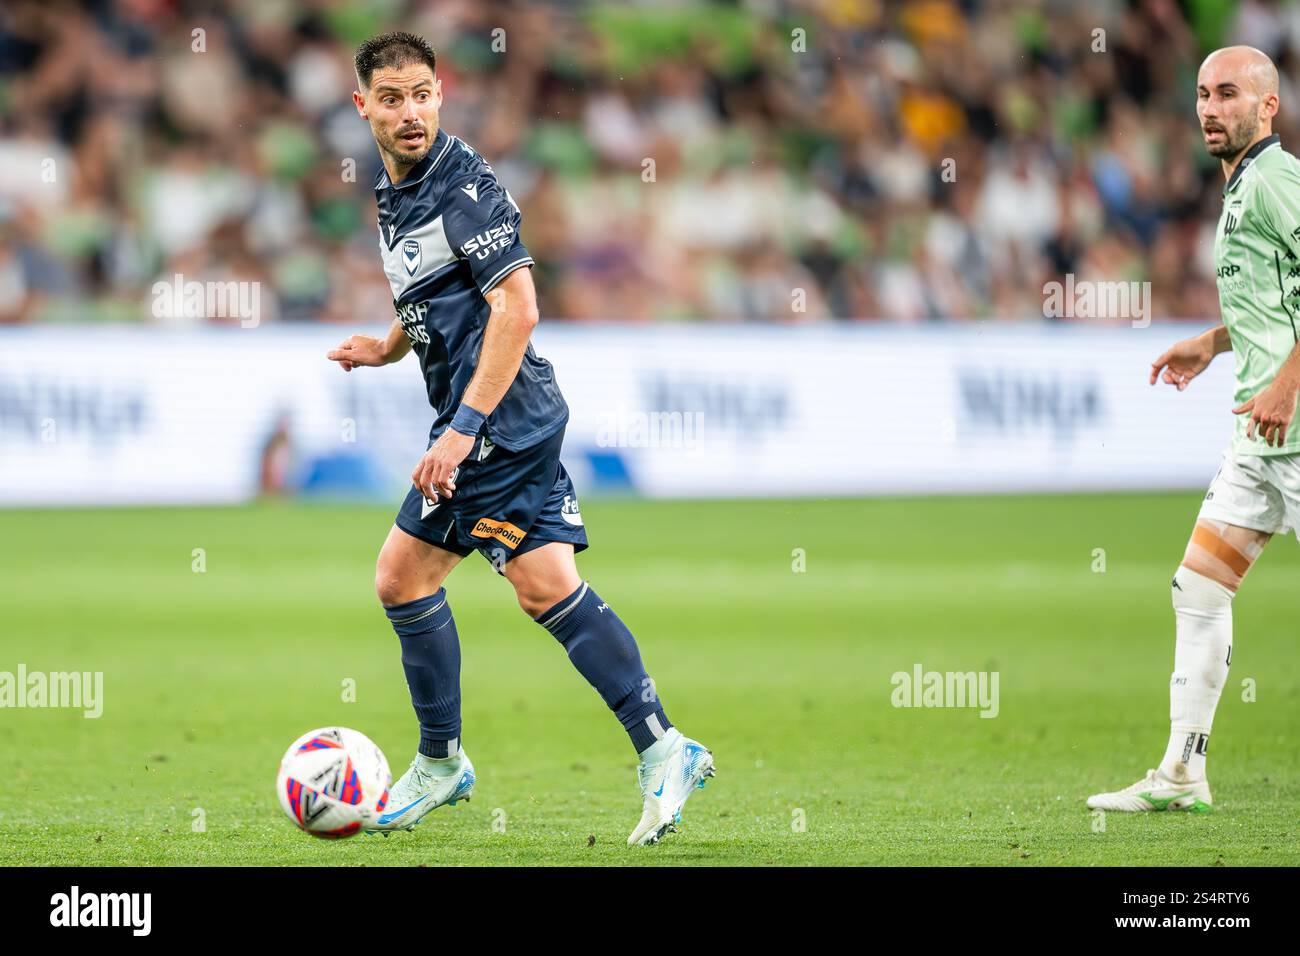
[460,182,479,203]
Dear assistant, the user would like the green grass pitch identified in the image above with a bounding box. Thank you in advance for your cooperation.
[1,492,1296,866]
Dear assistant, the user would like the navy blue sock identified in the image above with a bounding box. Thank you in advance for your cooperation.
[384,589,461,758]
[535,583,671,753]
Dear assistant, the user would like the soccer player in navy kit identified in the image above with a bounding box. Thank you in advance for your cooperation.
[328,32,713,845]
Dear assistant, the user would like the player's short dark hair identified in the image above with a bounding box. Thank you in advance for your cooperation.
[354,31,437,89]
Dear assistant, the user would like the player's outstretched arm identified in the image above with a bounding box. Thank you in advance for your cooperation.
[1149,325,1229,390]
[327,318,411,371]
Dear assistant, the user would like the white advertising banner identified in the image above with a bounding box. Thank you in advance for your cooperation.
[0,324,1241,505]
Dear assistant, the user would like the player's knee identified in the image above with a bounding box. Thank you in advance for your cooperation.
[374,556,427,607]
[510,568,573,618]
[515,584,558,619]
[374,569,409,607]
[506,545,582,618]
[1171,565,1234,611]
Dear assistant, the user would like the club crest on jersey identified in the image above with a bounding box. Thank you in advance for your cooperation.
[402,238,422,276]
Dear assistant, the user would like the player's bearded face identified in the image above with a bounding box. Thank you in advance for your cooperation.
[1203,107,1259,159]
[1198,75,1262,160]
[365,65,440,167]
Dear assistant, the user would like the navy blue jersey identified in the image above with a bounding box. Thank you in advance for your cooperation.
[374,128,568,451]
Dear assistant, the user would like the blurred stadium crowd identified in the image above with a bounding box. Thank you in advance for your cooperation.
[1,0,1299,325]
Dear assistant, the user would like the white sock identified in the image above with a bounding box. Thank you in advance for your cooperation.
[1160,567,1232,782]
[416,749,463,776]
[638,727,682,764]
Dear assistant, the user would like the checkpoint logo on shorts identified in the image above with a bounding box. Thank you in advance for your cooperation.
[470,517,526,548]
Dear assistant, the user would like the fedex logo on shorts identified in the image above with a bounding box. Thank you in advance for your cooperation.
[470,517,526,548]
[461,221,514,260]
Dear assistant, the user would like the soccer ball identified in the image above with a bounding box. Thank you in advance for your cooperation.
[276,727,391,838]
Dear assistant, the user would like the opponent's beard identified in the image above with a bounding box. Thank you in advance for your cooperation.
[1207,111,1260,159]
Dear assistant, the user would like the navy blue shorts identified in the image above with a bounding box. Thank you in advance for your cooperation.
[395,427,588,571]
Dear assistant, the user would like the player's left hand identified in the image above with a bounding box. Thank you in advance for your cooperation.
[412,429,475,500]
[1233,379,1299,446]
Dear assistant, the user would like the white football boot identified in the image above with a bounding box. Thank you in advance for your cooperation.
[1086,768,1213,813]
[628,730,716,846]
[365,750,475,834]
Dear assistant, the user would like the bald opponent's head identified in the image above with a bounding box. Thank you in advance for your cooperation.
[1197,46,1280,170]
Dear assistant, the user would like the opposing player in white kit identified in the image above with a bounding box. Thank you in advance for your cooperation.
[1089,46,1300,813]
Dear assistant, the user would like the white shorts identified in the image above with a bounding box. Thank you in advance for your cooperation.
[1197,448,1300,539]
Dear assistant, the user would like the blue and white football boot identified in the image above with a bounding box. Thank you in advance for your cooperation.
[628,729,716,846]
[365,749,475,835]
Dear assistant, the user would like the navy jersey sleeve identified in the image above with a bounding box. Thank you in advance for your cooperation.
[442,173,534,295]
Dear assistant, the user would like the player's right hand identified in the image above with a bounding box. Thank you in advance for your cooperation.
[327,335,388,371]
[1149,335,1215,391]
